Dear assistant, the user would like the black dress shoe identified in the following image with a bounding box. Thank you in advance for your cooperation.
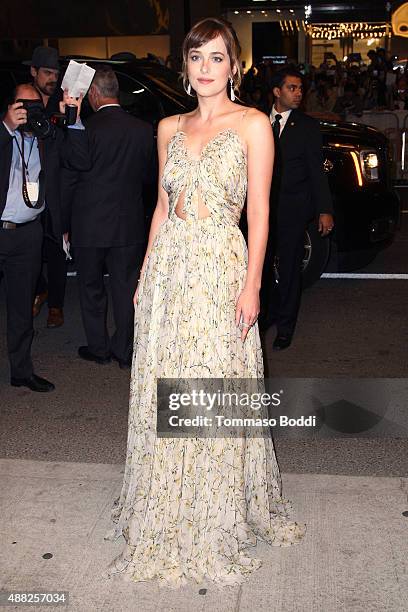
[11,374,55,392]
[272,334,292,351]
[78,346,111,365]
[111,353,132,370]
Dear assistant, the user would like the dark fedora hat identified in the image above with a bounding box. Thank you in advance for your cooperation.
[23,46,60,70]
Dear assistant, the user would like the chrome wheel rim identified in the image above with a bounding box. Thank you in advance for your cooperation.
[303,231,312,270]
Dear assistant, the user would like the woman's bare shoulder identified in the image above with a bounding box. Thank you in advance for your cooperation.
[157,114,179,137]
[158,111,197,144]
[242,107,272,130]
[237,107,272,151]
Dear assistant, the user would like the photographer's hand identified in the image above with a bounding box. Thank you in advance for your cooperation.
[60,89,84,122]
[3,102,27,131]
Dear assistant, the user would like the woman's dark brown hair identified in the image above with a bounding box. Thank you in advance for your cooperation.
[181,17,242,95]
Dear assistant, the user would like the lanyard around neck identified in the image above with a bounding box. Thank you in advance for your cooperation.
[13,132,36,173]
[14,132,43,209]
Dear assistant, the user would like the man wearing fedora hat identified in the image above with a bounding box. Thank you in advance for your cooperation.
[23,46,60,106]
[24,47,68,330]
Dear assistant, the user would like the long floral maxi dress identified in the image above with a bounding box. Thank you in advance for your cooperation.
[104,118,306,588]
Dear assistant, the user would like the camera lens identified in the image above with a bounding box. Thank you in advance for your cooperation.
[27,111,51,138]
[25,108,52,138]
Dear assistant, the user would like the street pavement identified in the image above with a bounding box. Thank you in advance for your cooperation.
[0,209,407,611]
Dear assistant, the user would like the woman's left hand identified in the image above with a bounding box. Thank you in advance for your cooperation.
[235,286,260,342]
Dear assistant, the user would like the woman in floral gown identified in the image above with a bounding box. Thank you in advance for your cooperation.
[105,16,306,588]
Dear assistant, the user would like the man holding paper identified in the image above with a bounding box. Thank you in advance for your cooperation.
[0,83,89,392]
[30,54,96,329]
[26,46,69,329]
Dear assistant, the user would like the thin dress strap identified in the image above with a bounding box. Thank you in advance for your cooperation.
[176,113,181,133]
[241,108,249,122]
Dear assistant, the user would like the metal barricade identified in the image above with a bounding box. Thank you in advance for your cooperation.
[346,110,408,181]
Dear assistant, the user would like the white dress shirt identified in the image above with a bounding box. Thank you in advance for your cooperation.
[270,106,292,137]
[1,129,44,223]
[97,104,121,111]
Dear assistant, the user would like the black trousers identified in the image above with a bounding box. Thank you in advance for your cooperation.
[36,236,67,308]
[273,219,306,337]
[75,244,144,362]
[0,219,43,378]
[261,211,307,337]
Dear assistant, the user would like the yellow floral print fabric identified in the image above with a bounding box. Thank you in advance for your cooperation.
[105,125,306,588]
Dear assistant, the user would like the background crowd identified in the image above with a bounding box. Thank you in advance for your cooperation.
[160,48,408,119]
[239,49,408,119]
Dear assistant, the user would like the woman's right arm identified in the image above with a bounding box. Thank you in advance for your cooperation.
[133,116,175,305]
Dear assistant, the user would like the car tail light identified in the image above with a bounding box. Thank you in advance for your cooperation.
[350,151,363,187]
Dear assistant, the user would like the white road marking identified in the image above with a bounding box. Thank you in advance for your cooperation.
[67,272,109,277]
[322,273,408,279]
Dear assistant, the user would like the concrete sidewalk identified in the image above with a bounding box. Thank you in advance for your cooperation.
[1,459,407,612]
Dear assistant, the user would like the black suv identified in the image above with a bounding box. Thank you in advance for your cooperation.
[0,57,400,287]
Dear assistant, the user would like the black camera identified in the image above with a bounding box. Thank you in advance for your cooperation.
[17,99,78,139]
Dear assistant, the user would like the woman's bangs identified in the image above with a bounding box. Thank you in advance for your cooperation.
[186,24,228,54]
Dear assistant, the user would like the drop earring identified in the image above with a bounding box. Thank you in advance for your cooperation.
[229,77,235,102]
[186,80,192,96]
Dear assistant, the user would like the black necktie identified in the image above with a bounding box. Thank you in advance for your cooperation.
[273,113,282,139]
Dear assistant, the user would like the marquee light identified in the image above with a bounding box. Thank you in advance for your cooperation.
[307,22,389,40]
[280,20,306,35]
[280,20,390,40]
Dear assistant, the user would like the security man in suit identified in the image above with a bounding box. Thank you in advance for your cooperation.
[0,83,88,391]
[69,65,155,369]
[264,67,334,350]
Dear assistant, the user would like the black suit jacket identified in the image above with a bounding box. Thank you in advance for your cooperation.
[271,109,333,224]
[69,106,155,248]
[0,121,90,240]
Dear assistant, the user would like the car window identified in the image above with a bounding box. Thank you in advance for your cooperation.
[139,64,184,92]
[115,72,162,126]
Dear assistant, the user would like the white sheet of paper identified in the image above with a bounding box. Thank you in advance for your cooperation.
[26,182,39,202]
[61,60,95,98]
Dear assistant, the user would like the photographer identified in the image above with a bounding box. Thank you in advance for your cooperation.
[0,83,89,392]
[333,82,364,119]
